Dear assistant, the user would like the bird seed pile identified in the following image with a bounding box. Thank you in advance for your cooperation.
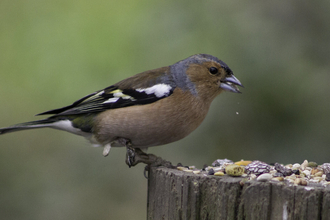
[176,159,330,187]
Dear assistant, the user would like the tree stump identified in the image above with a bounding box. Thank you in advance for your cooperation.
[147,167,330,220]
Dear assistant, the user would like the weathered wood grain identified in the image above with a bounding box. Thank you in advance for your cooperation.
[147,167,330,220]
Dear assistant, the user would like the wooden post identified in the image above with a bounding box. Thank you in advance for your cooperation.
[147,167,330,220]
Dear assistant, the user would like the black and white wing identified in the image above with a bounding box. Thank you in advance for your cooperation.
[38,82,175,116]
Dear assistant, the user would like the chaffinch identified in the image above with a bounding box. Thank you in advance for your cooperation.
[0,54,243,166]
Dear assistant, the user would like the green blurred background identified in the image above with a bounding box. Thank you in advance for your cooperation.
[1,1,329,219]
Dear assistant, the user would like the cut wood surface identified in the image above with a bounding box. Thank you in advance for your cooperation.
[147,167,330,220]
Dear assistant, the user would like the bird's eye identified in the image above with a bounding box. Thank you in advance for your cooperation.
[209,67,218,75]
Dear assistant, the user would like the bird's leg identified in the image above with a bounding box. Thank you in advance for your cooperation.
[127,147,175,173]
[126,144,137,168]
[116,138,136,168]
[125,147,151,168]
[118,138,174,169]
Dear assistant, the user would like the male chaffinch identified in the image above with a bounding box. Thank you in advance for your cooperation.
[0,54,243,166]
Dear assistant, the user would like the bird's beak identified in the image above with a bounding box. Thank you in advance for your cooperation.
[220,75,243,93]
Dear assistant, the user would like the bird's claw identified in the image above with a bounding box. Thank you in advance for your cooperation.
[126,146,138,168]
[125,147,174,171]
[125,147,152,167]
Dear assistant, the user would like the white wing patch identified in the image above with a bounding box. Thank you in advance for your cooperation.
[103,97,119,104]
[136,84,172,98]
[113,91,133,100]
[102,89,136,104]
[102,84,172,104]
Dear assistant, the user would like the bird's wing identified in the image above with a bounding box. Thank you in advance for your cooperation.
[37,70,175,116]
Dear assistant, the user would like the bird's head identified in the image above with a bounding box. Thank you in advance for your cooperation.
[171,54,243,101]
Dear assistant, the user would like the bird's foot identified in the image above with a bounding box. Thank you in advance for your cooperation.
[126,145,139,168]
[125,146,174,169]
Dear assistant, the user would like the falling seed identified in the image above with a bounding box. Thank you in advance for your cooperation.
[236,112,239,115]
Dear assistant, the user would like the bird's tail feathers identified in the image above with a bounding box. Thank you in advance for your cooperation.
[0,118,58,135]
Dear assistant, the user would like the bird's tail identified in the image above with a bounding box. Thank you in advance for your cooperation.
[0,118,58,135]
